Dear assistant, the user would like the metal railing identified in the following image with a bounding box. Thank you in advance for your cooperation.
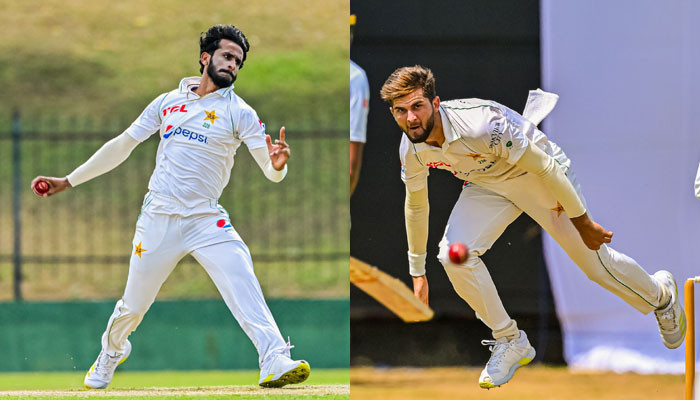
[0,111,349,301]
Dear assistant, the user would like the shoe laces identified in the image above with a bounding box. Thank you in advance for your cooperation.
[481,338,509,368]
[656,306,678,331]
[283,337,295,354]
[94,351,121,377]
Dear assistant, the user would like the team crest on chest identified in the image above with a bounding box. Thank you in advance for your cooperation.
[203,110,219,128]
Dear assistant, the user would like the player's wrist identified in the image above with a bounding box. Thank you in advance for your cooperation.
[570,212,591,230]
[408,251,427,277]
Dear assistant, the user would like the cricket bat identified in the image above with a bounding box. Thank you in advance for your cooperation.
[350,256,434,322]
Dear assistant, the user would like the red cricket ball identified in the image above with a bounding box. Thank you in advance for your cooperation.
[448,242,469,264]
[35,181,49,195]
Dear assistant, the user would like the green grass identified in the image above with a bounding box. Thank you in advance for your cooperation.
[0,369,349,390]
[0,0,349,124]
[0,369,349,399]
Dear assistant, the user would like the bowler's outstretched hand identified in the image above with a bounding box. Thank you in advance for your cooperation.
[266,126,290,171]
[30,176,72,197]
[571,213,613,250]
[412,275,429,306]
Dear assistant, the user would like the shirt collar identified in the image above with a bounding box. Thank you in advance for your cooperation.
[438,105,460,149]
[178,76,235,98]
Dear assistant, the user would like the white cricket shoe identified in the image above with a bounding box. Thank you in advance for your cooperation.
[653,270,686,349]
[479,330,535,389]
[259,354,311,388]
[84,340,132,389]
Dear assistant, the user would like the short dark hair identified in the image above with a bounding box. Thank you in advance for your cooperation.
[199,24,250,73]
[380,65,436,105]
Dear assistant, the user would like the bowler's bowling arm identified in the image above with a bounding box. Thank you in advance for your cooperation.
[405,185,429,277]
[66,132,140,187]
[514,140,586,218]
[514,141,611,250]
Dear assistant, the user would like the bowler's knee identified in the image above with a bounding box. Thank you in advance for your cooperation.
[438,243,480,269]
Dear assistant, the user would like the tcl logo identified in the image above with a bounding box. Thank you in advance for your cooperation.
[162,104,188,117]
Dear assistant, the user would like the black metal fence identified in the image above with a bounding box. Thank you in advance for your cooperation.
[0,112,349,301]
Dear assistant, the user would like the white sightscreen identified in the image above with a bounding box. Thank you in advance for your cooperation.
[541,0,700,373]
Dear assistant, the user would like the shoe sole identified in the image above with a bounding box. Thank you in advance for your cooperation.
[259,362,311,388]
[479,347,536,389]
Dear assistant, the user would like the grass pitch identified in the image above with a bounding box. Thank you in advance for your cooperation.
[0,369,349,399]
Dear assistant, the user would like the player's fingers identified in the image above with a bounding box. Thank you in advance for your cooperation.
[265,134,273,150]
[279,126,285,142]
[30,176,44,190]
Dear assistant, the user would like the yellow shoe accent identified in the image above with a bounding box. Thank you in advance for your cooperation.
[259,362,310,388]
[479,382,496,389]
[518,357,534,366]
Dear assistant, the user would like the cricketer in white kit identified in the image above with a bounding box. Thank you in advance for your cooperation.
[350,13,369,196]
[31,24,309,389]
[350,59,369,196]
[380,66,686,389]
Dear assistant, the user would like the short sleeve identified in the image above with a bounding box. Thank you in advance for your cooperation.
[237,106,267,150]
[350,69,369,143]
[125,93,168,142]
[400,136,429,192]
[469,105,531,164]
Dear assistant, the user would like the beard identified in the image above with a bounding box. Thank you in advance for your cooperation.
[404,113,435,144]
[208,62,236,88]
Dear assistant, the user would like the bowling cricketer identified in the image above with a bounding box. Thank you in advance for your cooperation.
[31,24,310,389]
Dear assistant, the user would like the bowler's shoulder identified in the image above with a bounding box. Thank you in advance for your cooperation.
[227,91,258,118]
[441,98,499,113]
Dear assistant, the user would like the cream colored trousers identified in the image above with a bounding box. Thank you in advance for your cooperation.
[437,147,662,339]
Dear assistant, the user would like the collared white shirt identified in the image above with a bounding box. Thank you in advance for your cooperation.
[126,76,268,207]
[350,60,369,143]
[400,98,553,192]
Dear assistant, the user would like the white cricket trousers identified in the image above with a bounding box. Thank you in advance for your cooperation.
[100,192,288,367]
[437,147,662,339]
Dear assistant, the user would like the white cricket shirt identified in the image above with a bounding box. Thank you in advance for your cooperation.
[400,98,555,192]
[350,60,369,143]
[126,77,268,207]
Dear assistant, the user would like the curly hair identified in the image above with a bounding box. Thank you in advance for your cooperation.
[199,24,250,73]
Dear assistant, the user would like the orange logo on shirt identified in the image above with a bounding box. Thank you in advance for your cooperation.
[204,110,219,125]
[466,153,485,161]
